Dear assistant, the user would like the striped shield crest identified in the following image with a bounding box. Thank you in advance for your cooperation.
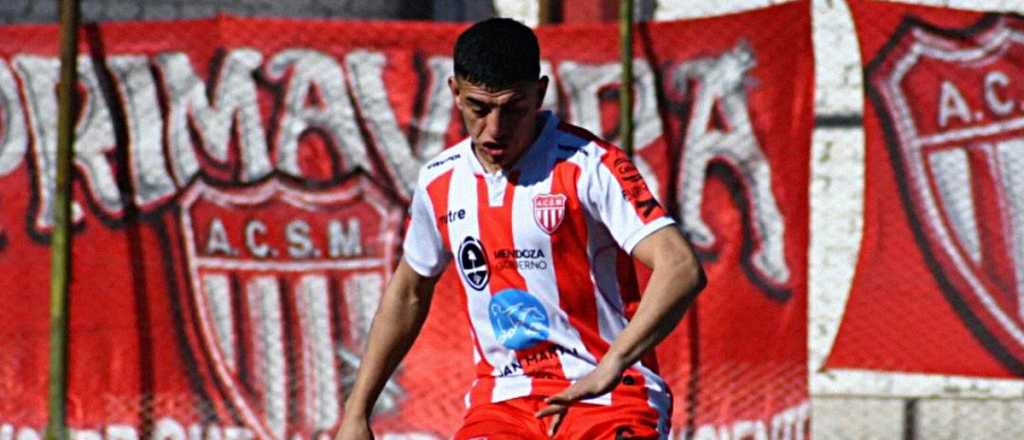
[869,16,1024,370]
[178,175,403,439]
[532,193,567,235]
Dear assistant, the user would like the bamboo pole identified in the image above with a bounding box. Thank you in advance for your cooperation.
[619,0,634,157]
[47,0,80,439]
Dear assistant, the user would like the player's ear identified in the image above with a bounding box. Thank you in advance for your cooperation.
[535,76,549,108]
[448,76,462,109]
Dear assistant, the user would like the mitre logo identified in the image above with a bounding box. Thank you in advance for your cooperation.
[178,175,404,439]
[869,15,1024,372]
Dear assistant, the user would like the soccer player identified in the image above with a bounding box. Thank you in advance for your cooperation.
[336,17,705,440]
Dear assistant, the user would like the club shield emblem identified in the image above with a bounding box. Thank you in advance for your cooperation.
[178,175,403,439]
[868,16,1024,371]
[533,193,567,235]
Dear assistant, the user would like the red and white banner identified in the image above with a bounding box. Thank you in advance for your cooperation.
[0,2,811,438]
[829,1,1024,378]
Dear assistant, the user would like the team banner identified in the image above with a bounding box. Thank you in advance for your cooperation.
[828,0,1024,377]
[0,2,811,439]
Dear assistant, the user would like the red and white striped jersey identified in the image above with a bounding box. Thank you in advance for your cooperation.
[402,112,675,413]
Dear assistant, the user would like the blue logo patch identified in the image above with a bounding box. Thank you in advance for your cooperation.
[489,289,550,350]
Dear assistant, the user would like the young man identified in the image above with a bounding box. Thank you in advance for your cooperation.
[336,18,705,440]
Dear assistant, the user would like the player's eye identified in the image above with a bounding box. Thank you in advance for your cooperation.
[503,102,528,117]
[466,100,489,116]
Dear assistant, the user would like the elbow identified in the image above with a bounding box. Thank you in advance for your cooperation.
[691,263,707,295]
[652,250,706,307]
[662,229,706,297]
[678,258,707,298]
[642,227,707,300]
[660,238,706,297]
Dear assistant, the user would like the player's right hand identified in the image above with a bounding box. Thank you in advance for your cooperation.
[335,417,374,440]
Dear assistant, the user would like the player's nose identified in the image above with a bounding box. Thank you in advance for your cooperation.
[484,109,513,143]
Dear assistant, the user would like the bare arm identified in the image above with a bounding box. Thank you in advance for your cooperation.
[600,225,705,372]
[337,259,439,438]
[536,225,705,425]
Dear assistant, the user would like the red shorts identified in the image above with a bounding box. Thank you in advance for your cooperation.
[452,395,666,440]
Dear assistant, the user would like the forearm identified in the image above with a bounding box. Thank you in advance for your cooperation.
[602,260,703,372]
[343,265,435,418]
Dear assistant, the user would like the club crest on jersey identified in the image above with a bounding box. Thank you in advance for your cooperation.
[532,193,567,235]
[869,16,1024,371]
[458,236,490,290]
[178,175,404,439]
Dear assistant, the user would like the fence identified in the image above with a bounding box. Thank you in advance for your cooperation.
[665,0,1024,437]
[807,0,1024,438]
[0,0,1022,439]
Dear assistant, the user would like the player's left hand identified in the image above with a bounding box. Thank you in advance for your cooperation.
[534,359,625,436]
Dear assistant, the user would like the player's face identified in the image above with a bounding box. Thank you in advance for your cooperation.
[449,76,548,173]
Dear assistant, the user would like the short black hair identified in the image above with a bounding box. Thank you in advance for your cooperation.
[453,17,540,90]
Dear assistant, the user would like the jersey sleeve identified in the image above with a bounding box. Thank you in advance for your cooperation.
[585,147,676,254]
[402,183,450,277]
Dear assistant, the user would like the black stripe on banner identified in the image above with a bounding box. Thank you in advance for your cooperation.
[814,113,864,128]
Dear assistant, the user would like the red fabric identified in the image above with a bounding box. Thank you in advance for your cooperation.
[828,0,1024,377]
[0,3,812,437]
[560,0,619,24]
[550,160,609,361]
[452,395,661,440]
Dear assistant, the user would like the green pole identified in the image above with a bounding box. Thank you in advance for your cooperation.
[620,0,634,157]
[47,0,79,439]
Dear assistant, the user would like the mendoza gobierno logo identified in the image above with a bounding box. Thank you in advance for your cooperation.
[179,175,403,439]
[868,15,1024,372]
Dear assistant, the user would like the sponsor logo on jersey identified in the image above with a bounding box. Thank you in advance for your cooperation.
[458,236,489,290]
[495,248,545,259]
[869,17,1024,370]
[437,208,466,225]
[178,175,403,439]
[612,156,661,220]
[494,248,548,271]
[532,193,567,235]
[426,153,461,170]
[495,344,580,377]
[488,288,550,350]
